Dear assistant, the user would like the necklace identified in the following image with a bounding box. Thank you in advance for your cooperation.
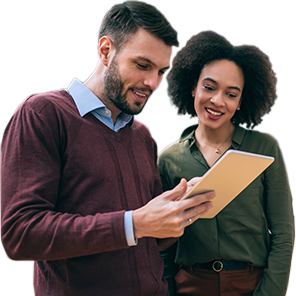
[196,131,233,154]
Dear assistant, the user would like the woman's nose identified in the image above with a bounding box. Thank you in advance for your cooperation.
[210,92,224,106]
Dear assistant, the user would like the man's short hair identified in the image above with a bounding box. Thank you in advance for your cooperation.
[99,1,179,51]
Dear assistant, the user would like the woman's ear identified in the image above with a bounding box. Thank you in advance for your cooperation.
[237,98,243,111]
[192,87,197,98]
[98,36,114,66]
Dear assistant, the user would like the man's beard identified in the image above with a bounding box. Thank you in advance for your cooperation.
[103,58,148,115]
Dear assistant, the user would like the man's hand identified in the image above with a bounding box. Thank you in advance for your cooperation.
[183,176,202,198]
[133,178,215,239]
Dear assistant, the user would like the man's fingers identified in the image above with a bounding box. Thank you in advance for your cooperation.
[182,201,213,227]
[164,178,188,201]
[187,177,202,188]
[192,201,213,218]
[180,191,215,211]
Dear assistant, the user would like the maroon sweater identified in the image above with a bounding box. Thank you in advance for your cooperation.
[1,90,171,295]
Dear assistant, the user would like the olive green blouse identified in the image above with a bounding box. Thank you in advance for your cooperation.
[158,125,294,296]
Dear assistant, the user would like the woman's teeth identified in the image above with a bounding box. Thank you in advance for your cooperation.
[206,108,223,116]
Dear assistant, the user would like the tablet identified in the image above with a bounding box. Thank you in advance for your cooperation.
[182,150,274,219]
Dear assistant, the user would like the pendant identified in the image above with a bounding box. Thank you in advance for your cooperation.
[215,148,220,154]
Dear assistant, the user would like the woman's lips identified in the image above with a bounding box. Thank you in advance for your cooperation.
[206,107,223,116]
[205,107,224,119]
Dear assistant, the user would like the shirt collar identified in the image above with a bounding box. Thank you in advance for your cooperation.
[179,124,197,149]
[67,78,104,117]
[67,78,134,129]
[231,125,246,149]
[180,124,247,150]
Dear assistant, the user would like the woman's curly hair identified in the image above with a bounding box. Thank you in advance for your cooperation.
[167,31,277,128]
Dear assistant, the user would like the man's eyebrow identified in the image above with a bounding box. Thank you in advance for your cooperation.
[202,77,241,92]
[136,56,170,71]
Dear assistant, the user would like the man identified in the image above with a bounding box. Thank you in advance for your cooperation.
[1,2,214,295]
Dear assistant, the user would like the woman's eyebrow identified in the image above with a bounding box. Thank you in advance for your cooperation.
[202,77,218,84]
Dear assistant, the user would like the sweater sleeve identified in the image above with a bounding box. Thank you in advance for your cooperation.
[253,140,295,296]
[1,98,129,261]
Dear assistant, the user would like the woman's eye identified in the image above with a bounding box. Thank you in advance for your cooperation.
[228,93,238,98]
[203,85,214,91]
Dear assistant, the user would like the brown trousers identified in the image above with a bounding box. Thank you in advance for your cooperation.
[175,265,264,296]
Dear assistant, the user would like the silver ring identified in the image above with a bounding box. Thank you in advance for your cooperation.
[188,218,192,224]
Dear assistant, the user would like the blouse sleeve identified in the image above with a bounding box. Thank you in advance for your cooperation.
[254,140,294,296]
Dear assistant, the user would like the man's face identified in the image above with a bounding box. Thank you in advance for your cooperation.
[103,56,138,115]
[103,28,172,115]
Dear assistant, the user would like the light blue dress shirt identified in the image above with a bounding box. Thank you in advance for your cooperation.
[67,78,137,246]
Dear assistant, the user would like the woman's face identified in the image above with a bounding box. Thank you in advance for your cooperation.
[193,59,244,130]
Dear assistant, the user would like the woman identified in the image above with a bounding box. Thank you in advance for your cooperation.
[158,31,294,296]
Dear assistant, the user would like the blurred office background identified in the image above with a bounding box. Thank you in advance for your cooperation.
[0,0,296,295]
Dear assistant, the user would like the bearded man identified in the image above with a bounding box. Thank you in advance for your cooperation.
[1,2,214,295]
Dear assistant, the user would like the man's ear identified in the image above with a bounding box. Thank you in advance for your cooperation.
[98,36,114,66]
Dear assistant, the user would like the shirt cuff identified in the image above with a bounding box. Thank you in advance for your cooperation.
[124,211,138,246]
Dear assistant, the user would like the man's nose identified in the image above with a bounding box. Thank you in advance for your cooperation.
[143,72,162,91]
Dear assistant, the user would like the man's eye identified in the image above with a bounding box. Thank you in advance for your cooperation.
[137,63,148,69]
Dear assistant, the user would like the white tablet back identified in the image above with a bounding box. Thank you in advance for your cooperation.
[183,150,274,219]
